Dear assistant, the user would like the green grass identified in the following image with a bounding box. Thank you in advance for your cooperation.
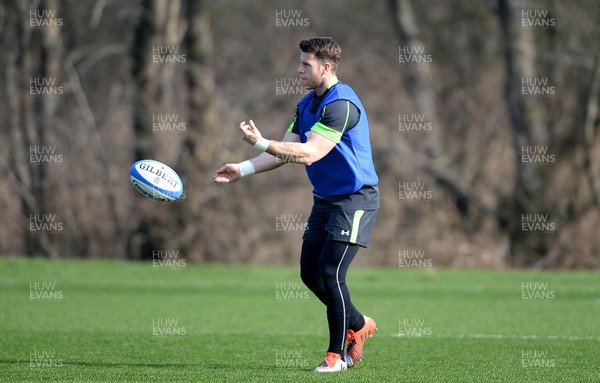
[0,257,599,382]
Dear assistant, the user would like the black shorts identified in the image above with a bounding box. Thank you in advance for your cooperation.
[303,208,378,248]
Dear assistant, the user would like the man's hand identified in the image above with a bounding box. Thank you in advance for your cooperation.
[240,120,262,146]
[213,163,241,184]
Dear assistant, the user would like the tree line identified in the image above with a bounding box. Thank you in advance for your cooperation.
[0,0,598,268]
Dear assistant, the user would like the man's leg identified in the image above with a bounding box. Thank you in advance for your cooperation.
[319,240,363,358]
[309,207,378,371]
[300,240,327,305]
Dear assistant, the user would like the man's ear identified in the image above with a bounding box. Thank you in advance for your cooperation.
[321,61,332,76]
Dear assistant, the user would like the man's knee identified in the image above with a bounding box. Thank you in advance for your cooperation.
[300,268,319,287]
[319,261,341,287]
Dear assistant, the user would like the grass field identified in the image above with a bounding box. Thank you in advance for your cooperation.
[0,257,598,382]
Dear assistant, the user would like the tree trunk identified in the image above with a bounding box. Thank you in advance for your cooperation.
[497,0,553,266]
[389,0,442,158]
[129,0,185,260]
[170,0,221,261]
[131,0,159,162]
[9,0,61,258]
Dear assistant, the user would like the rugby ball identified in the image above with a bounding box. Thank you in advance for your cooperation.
[130,159,183,202]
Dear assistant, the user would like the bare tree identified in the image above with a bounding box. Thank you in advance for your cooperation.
[389,0,442,158]
[4,0,62,258]
[169,0,221,261]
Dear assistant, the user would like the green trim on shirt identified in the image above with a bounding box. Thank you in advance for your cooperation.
[287,114,297,133]
[311,121,343,143]
[341,101,351,133]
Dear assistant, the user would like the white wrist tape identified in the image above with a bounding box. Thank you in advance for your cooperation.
[254,137,271,152]
[239,160,255,178]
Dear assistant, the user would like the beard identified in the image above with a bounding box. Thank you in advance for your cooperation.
[301,76,321,90]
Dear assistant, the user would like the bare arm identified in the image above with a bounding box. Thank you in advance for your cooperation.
[240,120,336,166]
[213,131,300,184]
[250,132,301,173]
[265,132,335,166]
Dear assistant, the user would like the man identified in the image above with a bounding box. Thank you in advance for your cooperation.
[214,37,378,372]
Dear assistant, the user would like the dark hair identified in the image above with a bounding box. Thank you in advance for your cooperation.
[299,37,341,69]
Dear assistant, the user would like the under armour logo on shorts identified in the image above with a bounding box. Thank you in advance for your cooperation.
[341,230,350,236]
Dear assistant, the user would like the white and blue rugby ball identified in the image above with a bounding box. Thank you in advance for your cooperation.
[130,159,183,202]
